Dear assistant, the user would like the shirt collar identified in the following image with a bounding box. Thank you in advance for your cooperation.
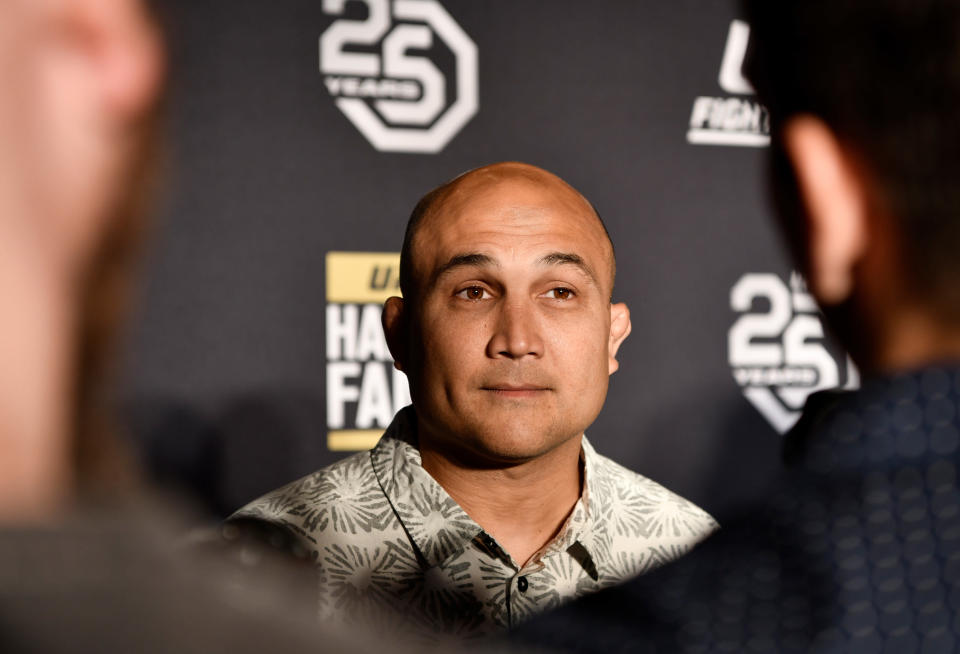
[526,436,602,577]
[370,406,602,577]
[370,407,483,568]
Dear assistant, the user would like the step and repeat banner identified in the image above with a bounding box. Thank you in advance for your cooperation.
[123,0,856,519]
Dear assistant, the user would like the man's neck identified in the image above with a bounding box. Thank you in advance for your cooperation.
[852,232,960,374]
[419,434,583,568]
[871,305,960,373]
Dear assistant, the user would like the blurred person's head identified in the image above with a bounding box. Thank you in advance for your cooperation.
[743,0,960,373]
[0,0,164,521]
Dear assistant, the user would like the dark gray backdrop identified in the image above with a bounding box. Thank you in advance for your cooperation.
[121,0,830,520]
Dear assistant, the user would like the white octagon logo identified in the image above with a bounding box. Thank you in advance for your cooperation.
[319,0,479,154]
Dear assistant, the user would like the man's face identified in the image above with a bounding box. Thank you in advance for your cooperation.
[400,172,626,465]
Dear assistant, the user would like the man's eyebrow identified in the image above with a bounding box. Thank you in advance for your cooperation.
[429,251,601,288]
[432,253,499,284]
[537,252,600,286]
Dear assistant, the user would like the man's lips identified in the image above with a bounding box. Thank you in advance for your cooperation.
[480,384,551,398]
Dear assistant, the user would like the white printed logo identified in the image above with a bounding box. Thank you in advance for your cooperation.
[687,20,770,148]
[717,19,754,95]
[728,272,859,434]
[319,0,478,154]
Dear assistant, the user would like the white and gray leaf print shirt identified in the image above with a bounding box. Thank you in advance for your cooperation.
[229,407,718,642]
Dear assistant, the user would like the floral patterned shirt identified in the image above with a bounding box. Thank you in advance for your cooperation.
[229,407,718,642]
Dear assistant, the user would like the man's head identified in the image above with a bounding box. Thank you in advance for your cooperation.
[0,0,164,518]
[383,162,630,466]
[743,0,960,369]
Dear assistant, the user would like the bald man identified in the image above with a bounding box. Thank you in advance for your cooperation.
[230,162,717,641]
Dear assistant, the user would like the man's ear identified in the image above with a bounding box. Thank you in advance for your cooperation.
[608,302,631,375]
[66,0,164,122]
[382,296,407,372]
[783,116,869,305]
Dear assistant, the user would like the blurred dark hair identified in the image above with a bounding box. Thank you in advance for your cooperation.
[743,0,960,319]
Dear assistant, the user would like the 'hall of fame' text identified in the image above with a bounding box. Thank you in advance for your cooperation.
[326,252,410,450]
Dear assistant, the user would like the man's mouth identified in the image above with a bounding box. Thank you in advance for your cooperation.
[481,384,551,398]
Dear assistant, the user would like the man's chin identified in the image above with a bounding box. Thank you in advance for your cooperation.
[453,426,581,469]
[415,406,586,467]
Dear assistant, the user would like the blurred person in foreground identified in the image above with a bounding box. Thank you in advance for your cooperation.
[509,0,960,651]
[229,161,718,642]
[0,1,370,652]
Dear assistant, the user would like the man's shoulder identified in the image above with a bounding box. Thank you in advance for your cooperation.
[588,447,719,544]
[228,449,384,536]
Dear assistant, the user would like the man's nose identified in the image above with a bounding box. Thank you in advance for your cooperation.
[486,298,544,359]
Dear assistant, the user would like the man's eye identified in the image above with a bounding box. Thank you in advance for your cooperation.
[456,286,489,300]
[544,287,575,300]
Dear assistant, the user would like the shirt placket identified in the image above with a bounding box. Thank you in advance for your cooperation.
[474,529,588,628]
[472,532,528,628]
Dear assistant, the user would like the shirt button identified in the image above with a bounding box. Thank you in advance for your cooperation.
[517,576,529,593]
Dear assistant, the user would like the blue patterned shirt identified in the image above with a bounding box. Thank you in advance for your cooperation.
[510,365,960,652]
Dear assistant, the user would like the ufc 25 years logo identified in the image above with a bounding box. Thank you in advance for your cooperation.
[728,272,859,433]
[319,0,478,153]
